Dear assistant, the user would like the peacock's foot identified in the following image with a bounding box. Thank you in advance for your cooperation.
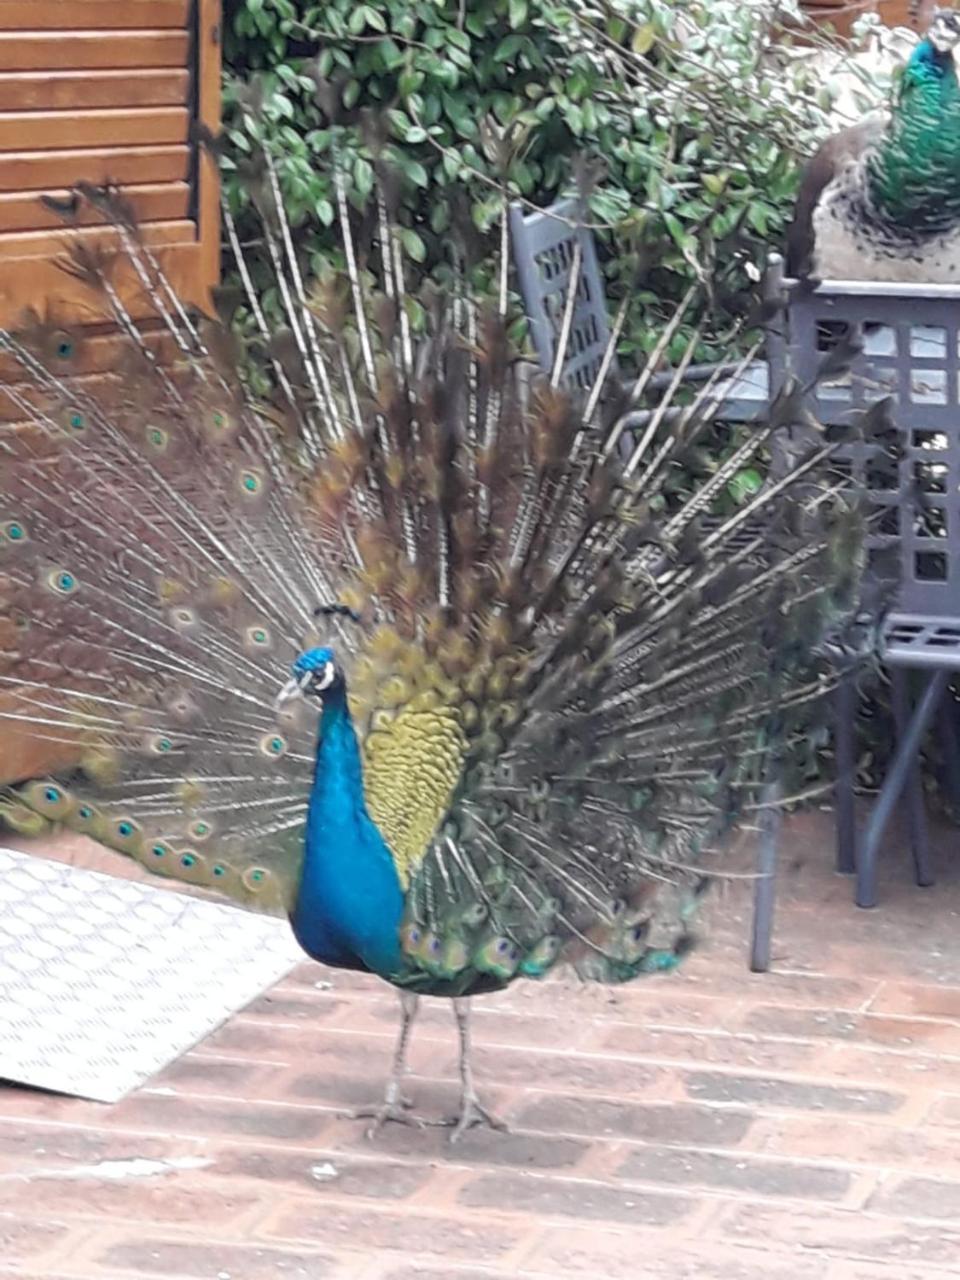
[351,1096,424,1140]
[351,1080,423,1139]
[432,1091,510,1144]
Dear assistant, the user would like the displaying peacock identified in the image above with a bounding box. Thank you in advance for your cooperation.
[0,104,876,1140]
[787,7,960,282]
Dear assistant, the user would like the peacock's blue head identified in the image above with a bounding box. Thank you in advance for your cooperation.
[276,646,344,708]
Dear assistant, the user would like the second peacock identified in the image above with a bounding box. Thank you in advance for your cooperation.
[0,102,877,1139]
[788,7,960,282]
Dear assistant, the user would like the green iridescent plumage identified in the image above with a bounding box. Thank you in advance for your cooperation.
[867,32,960,233]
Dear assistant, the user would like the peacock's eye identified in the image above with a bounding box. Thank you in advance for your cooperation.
[4,521,26,542]
[43,786,60,804]
[212,864,226,877]
[239,469,262,496]
[246,625,272,650]
[171,607,198,632]
[147,427,168,450]
[78,805,93,820]
[180,853,196,868]
[116,821,135,838]
[151,844,167,858]
[48,569,77,595]
[260,733,287,758]
[68,410,85,431]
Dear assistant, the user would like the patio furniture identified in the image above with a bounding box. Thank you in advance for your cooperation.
[508,198,768,420]
[766,255,960,911]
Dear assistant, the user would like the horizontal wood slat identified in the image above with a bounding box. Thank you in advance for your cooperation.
[0,145,188,192]
[0,107,188,151]
[0,217,194,261]
[0,237,206,325]
[0,342,183,424]
[0,32,188,71]
[0,69,189,111]
[0,2,189,30]
[0,705,83,786]
[0,324,177,382]
[0,181,190,233]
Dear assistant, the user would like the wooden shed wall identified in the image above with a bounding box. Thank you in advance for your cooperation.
[0,0,221,330]
[800,0,933,37]
[0,3,221,784]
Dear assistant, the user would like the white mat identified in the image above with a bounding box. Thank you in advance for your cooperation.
[0,846,301,1102]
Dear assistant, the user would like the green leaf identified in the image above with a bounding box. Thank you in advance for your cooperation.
[399,227,426,262]
[631,23,656,55]
[398,68,424,97]
[495,35,524,62]
[509,0,528,29]
[342,80,361,110]
[352,156,375,199]
[727,468,764,504]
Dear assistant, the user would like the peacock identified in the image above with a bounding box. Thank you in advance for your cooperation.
[0,99,876,1140]
[787,7,960,283]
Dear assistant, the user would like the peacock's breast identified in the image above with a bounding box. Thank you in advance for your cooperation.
[813,179,960,282]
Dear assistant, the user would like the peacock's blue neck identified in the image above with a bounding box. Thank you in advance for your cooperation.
[867,38,960,231]
[290,684,405,978]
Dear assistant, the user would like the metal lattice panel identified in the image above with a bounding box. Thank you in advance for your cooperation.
[0,847,302,1102]
[769,273,960,660]
[509,198,613,392]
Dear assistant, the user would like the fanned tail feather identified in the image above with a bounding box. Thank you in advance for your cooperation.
[0,101,882,991]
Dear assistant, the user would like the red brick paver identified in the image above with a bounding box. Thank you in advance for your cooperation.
[4,808,960,1278]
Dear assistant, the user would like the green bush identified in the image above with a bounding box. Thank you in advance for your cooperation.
[222,0,854,363]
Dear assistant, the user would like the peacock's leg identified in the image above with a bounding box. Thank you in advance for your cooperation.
[439,996,509,1143]
[352,990,422,1137]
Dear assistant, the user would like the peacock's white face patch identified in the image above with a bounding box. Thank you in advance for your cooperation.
[930,10,960,53]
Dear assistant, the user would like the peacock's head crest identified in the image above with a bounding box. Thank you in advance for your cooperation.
[928,8,960,53]
[276,647,343,708]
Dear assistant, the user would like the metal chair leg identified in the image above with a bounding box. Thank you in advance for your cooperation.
[891,669,934,889]
[834,675,857,875]
[750,779,782,973]
[857,669,948,908]
[938,690,960,816]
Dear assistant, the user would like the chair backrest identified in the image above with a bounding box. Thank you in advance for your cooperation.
[509,198,615,392]
[766,254,960,623]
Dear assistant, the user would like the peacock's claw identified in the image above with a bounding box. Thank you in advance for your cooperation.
[351,1099,424,1139]
[432,1092,509,1144]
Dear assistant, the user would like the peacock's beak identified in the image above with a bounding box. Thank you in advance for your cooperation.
[275,673,308,710]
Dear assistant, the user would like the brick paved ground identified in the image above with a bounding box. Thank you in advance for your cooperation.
[4,808,960,1279]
